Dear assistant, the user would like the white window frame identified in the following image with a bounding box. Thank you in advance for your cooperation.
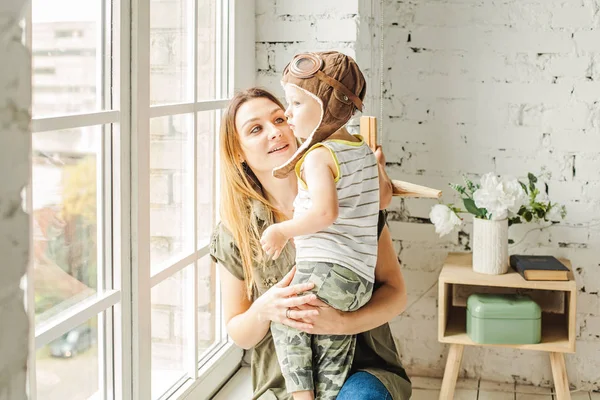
[26,1,118,398]
[26,0,254,399]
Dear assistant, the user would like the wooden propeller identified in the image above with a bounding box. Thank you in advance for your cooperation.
[360,116,442,199]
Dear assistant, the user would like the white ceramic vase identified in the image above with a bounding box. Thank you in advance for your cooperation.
[472,217,509,275]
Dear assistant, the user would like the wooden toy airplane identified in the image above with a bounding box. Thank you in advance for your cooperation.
[360,116,442,199]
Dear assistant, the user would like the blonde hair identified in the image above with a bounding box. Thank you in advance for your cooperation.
[219,88,288,299]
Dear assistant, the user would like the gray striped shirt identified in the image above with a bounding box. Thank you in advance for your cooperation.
[293,136,380,283]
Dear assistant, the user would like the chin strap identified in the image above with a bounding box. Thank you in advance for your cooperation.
[315,70,364,112]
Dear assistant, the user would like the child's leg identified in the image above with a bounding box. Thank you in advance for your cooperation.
[310,263,374,399]
[271,322,314,394]
[270,262,320,395]
[315,264,373,312]
[312,333,356,400]
[272,324,318,400]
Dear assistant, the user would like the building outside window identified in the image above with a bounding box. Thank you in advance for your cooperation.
[26,0,252,398]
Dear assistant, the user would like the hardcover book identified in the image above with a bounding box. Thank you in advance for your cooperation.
[509,255,569,281]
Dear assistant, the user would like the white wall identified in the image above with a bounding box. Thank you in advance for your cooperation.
[256,0,600,391]
[0,0,31,399]
[383,0,600,390]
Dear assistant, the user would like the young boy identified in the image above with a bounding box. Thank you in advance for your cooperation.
[260,51,379,400]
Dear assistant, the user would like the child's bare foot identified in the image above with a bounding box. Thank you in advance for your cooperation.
[292,390,315,400]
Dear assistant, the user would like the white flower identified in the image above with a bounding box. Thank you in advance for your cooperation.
[473,173,527,220]
[429,204,462,237]
[500,176,528,215]
[546,205,564,222]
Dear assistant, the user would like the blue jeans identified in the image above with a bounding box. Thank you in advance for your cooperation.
[337,371,392,400]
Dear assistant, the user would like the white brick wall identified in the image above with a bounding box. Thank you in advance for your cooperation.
[257,0,600,392]
[0,0,31,399]
[382,0,600,391]
[276,0,358,16]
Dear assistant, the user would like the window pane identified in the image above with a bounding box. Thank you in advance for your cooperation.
[197,0,218,100]
[151,266,193,399]
[150,0,193,105]
[32,0,103,117]
[198,256,220,361]
[197,110,217,247]
[36,317,100,399]
[150,115,194,274]
[32,126,103,325]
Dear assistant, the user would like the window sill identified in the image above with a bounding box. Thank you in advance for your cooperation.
[172,342,242,400]
[212,367,251,400]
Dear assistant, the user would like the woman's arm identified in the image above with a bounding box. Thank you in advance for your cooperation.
[219,264,268,349]
[299,224,407,335]
[220,265,320,349]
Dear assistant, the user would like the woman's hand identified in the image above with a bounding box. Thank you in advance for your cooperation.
[252,266,320,331]
[292,298,347,335]
[260,224,289,260]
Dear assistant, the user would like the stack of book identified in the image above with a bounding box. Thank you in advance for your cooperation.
[509,255,570,281]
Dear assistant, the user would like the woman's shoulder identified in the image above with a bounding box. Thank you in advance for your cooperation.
[210,222,245,280]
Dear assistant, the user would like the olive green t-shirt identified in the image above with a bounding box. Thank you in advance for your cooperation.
[209,203,412,400]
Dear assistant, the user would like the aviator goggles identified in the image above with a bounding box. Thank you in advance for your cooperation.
[287,52,364,112]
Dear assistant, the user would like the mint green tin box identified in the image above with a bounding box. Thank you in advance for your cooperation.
[466,293,541,345]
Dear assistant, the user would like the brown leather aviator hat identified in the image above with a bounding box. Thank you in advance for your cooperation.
[273,51,366,178]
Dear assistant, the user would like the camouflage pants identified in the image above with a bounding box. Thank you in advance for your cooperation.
[271,262,374,399]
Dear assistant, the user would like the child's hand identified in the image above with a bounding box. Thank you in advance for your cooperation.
[374,145,393,209]
[374,145,386,165]
[260,224,289,260]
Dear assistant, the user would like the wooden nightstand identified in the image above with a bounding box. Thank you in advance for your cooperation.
[438,253,577,400]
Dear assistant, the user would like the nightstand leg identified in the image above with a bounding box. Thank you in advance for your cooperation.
[549,352,571,400]
[439,344,464,400]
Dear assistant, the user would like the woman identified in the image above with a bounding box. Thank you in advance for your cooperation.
[210,87,412,400]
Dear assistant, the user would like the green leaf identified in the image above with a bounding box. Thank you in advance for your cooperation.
[528,173,537,193]
[528,173,538,184]
[535,208,545,218]
[524,211,533,222]
[508,239,515,244]
[508,217,521,226]
[464,198,485,217]
[519,181,529,194]
[464,176,475,191]
[450,183,466,195]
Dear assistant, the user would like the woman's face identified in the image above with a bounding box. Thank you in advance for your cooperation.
[235,97,297,174]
